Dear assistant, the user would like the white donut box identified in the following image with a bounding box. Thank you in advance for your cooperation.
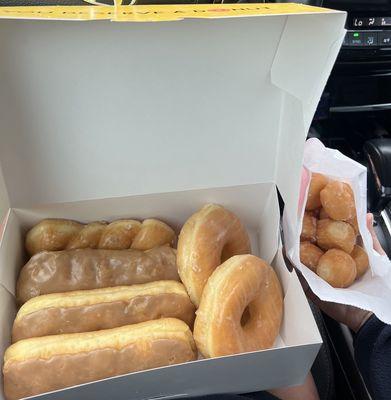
[0,4,346,400]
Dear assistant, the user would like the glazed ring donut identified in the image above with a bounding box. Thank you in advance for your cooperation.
[194,255,283,357]
[177,204,251,306]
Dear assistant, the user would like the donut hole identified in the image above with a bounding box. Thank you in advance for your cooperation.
[221,240,240,263]
[221,244,232,263]
[240,306,251,327]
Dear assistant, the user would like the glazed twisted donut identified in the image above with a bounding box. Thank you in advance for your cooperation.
[25,218,176,256]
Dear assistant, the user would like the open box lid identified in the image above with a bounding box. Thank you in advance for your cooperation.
[0,3,346,223]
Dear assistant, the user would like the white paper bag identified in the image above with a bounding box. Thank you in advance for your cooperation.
[283,138,391,324]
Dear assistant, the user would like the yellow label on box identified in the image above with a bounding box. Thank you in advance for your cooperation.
[0,3,331,22]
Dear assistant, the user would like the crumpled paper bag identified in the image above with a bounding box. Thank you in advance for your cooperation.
[283,138,391,324]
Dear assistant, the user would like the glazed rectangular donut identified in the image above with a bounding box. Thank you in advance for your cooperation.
[3,319,197,400]
[12,281,195,342]
[16,246,179,304]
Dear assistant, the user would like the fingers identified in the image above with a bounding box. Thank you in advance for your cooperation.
[295,214,380,332]
[366,213,386,256]
[269,373,320,400]
[366,213,374,234]
[296,269,349,324]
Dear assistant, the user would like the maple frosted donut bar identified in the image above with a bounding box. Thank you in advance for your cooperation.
[25,218,176,256]
[3,319,197,400]
[16,246,179,304]
[12,281,195,342]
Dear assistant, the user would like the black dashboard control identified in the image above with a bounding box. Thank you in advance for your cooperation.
[349,31,364,46]
[322,2,391,63]
[352,17,391,28]
[364,32,378,46]
[343,31,390,48]
[342,13,391,51]
[379,32,391,46]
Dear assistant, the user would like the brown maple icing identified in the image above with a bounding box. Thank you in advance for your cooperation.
[12,293,195,341]
[16,247,179,304]
[4,338,196,400]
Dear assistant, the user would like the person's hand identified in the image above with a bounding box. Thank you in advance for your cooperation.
[301,281,372,332]
[269,373,319,400]
[366,213,386,256]
[299,213,386,332]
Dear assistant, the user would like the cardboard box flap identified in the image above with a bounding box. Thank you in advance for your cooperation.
[271,12,346,129]
[271,12,346,222]
[0,170,9,225]
[0,4,334,22]
[0,6,345,214]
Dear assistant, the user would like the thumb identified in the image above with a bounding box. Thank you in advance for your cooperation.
[366,213,374,234]
[366,213,386,256]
